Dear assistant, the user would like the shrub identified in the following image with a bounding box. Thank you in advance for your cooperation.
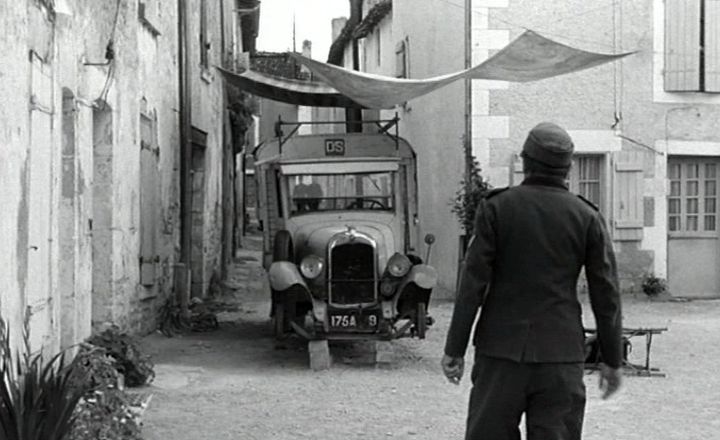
[450,156,491,236]
[67,344,143,440]
[86,327,155,387]
[0,315,87,440]
[641,273,668,297]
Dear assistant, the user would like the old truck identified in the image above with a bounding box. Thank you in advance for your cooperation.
[253,117,437,368]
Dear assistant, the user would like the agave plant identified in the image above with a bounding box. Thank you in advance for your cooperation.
[0,315,88,440]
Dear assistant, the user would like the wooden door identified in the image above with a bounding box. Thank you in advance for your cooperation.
[667,157,720,297]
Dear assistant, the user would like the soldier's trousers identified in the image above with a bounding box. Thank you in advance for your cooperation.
[465,353,586,440]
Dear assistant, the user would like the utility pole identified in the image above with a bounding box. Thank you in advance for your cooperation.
[292,11,297,53]
[464,0,473,185]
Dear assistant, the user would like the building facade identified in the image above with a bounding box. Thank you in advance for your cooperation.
[0,0,255,353]
[326,0,720,297]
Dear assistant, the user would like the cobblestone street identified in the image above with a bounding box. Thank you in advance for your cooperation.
[138,235,720,440]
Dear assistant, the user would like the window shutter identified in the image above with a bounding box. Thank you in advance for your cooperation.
[665,0,701,91]
[139,114,159,286]
[510,154,524,186]
[613,150,644,241]
[395,40,406,78]
[705,0,720,92]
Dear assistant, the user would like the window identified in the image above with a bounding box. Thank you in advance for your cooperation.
[287,172,395,215]
[375,28,381,66]
[139,110,160,287]
[200,0,209,69]
[395,38,408,78]
[668,158,719,233]
[568,155,604,209]
[665,0,720,92]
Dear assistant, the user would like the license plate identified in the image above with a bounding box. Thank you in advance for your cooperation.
[330,312,378,330]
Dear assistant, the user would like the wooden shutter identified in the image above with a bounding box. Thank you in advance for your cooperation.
[395,39,407,78]
[705,0,720,91]
[665,0,701,91]
[510,154,524,186]
[139,113,159,286]
[613,150,644,241]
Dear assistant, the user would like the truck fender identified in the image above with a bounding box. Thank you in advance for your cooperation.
[268,261,308,292]
[393,264,438,313]
[401,264,438,290]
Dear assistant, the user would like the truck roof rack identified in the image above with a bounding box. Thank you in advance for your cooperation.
[274,113,401,154]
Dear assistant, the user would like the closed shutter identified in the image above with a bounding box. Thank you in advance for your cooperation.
[665,0,701,91]
[395,39,407,78]
[139,113,159,286]
[705,0,720,91]
[613,150,644,241]
[510,154,524,186]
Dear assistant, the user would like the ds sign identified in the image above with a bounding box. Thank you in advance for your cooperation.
[324,139,345,156]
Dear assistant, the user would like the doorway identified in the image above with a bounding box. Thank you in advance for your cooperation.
[667,157,720,297]
[59,88,78,349]
[191,127,208,298]
[92,102,114,324]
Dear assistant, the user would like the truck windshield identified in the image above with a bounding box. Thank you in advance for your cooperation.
[288,172,395,214]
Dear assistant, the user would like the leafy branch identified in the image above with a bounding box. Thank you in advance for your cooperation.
[450,155,491,236]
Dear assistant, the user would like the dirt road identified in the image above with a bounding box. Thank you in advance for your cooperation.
[141,246,720,439]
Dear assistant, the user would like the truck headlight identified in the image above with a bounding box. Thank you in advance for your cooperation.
[380,278,396,298]
[300,255,324,279]
[386,253,411,278]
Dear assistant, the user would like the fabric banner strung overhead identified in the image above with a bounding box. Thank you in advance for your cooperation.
[219,65,365,108]
[220,30,634,110]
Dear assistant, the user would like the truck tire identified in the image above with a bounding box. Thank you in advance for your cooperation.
[274,302,286,339]
[416,302,427,339]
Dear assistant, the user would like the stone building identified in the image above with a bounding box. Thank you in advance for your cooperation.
[324,0,720,297]
[0,0,258,352]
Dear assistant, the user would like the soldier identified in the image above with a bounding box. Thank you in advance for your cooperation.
[442,122,623,440]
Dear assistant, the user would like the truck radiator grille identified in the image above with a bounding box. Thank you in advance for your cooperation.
[329,242,376,304]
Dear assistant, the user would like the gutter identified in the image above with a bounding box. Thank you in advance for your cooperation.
[176,0,192,312]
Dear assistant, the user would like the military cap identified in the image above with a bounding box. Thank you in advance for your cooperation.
[521,122,574,168]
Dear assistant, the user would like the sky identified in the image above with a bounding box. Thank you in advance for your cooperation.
[256,0,350,60]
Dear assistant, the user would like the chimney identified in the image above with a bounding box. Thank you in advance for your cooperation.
[302,39,312,59]
[300,40,312,76]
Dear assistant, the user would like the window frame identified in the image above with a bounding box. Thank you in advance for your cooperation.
[667,157,720,238]
[283,171,398,216]
[199,0,210,70]
[375,28,381,66]
[568,154,607,215]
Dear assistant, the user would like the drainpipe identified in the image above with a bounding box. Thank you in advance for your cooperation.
[464,0,472,185]
[176,0,192,313]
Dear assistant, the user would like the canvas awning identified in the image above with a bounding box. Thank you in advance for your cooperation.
[220,30,634,110]
[219,66,366,108]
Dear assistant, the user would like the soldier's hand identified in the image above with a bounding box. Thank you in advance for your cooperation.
[441,355,464,385]
[599,364,622,399]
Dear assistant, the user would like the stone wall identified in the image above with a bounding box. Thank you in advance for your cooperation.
[0,0,235,348]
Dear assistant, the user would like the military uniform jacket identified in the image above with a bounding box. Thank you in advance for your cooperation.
[444,175,623,368]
